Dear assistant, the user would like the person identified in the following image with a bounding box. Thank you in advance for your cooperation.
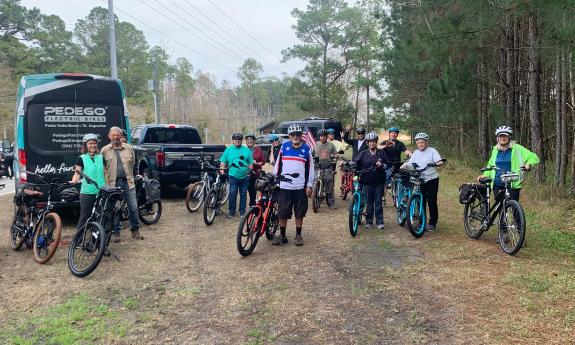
[121,129,128,144]
[381,127,412,202]
[401,132,444,232]
[4,143,14,179]
[101,126,144,242]
[273,123,314,246]
[342,124,367,160]
[71,134,106,234]
[245,133,266,207]
[353,131,387,230]
[327,128,348,153]
[220,132,253,218]
[268,134,282,165]
[312,129,338,209]
[478,126,539,201]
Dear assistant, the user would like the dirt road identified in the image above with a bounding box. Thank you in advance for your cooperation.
[0,169,573,344]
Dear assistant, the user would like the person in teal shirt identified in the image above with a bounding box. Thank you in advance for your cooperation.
[220,132,253,217]
[71,134,106,233]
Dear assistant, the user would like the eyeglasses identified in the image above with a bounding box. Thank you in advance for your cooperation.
[289,133,302,137]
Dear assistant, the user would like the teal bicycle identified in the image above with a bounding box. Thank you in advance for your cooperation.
[395,169,413,227]
[348,165,377,237]
[406,159,446,238]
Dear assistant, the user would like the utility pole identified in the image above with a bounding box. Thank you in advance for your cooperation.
[151,60,160,123]
[108,0,118,79]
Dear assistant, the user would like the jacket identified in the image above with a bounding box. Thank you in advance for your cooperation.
[482,142,540,189]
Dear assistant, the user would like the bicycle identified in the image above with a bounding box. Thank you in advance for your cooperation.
[119,176,162,225]
[395,169,413,227]
[203,169,230,226]
[348,165,378,237]
[237,172,299,256]
[67,171,124,277]
[10,172,67,264]
[185,156,229,213]
[385,160,408,208]
[312,156,338,213]
[339,159,355,200]
[405,159,447,238]
[461,166,527,255]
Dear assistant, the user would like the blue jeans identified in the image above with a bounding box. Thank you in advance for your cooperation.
[228,176,249,216]
[385,167,393,185]
[114,179,140,234]
[364,184,384,225]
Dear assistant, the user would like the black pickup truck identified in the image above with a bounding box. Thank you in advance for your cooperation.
[131,124,226,188]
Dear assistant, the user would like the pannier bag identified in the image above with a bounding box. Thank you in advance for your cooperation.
[459,183,487,204]
[144,178,161,203]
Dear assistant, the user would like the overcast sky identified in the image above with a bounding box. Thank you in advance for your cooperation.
[20,0,309,85]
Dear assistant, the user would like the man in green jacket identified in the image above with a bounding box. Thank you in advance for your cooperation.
[479,126,540,201]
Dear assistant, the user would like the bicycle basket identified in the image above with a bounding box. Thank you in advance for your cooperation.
[255,176,270,192]
[144,178,161,203]
[458,184,476,204]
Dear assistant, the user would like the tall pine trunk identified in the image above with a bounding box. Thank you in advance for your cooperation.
[527,14,545,183]
[560,49,568,186]
[569,51,575,195]
[555,50,562,186]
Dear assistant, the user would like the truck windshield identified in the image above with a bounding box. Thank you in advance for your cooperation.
[144,128,202,144]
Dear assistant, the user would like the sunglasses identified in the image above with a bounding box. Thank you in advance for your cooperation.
[290,132,302,137]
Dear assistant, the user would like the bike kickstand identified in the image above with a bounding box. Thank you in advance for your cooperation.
[105,248,122,262]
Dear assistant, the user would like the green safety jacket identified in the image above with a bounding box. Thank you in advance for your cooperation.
[482,142,540,189]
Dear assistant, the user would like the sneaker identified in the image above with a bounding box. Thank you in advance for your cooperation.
[131,229,145,240]
[328,204,338,210]
[112,232,121,243]
[365,224,373,230]
[377,224,385,230]
[295,235,304,246]
[227,213,235,219]
[281,236,288,244]
[272,235,284,246]
[426,224,436,232]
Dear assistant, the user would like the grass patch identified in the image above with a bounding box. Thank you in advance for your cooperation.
[245,328,266,345]
[176,287,201,296]
[122,296,139,310]
[379,238,394,250]
[0,293,127,345]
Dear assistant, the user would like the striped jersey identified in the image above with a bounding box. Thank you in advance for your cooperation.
[274,141,315,190]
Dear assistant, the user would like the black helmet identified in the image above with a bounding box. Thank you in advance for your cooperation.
[318,129,328,137]
[245,133,256,140]
[60,187,80,202]
[232,132,243,140]
[356,127,366,134]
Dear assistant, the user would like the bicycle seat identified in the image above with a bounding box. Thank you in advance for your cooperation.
[479,177,492,185]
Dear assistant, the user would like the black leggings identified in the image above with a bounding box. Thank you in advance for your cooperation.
[421,178,439,227]
[77,193,97,232]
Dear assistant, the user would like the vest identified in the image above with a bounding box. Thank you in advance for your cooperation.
[80,153,106,195]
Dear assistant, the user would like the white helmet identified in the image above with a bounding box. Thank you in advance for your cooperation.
[495,126,513,137]
[287,123,303,135]
[83,133,98,143]
[414,132,429,141]
[365,131,378,141]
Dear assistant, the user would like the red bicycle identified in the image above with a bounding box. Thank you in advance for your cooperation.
[236,172,298,256]
[340,159,356,200]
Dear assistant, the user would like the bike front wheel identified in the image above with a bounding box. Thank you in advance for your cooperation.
[185,181,205,213]
[464,197,486,239]
[396,193,408,226]
[237,207,261,256]
[407,193,426,238]
[498,199,526,255]
[68,221,106,278]
[33,212,62,264]
[139,201,162,225]
[10,205,27,251]
[203,189,218,226]
[265,202,279,240]
[348,193,361,237]
[219,181,230,205]
[312,180,321,213]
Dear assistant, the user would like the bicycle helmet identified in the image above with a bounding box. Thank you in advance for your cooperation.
[327,128,335,134]
[388,127,400,133]
[414,132,430,141]
[287,123,303,135]
[60,187,80,202]
[83,133,98,143]
[495,126,513,137]
[245,133,256,140]
[356,127,366,134]
[318,129,329,137]
[268,134,279,143]
[231,132,243,140]
[365,131,378,141]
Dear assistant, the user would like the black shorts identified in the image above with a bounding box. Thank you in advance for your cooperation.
[278,188,308,219]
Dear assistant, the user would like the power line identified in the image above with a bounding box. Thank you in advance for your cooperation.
[142,0,247,64]
[104,0,236,74]
[180,0,294,75]
[205,0,295,70]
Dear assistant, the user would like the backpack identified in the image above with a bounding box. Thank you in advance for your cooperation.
[144,178,161,203]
